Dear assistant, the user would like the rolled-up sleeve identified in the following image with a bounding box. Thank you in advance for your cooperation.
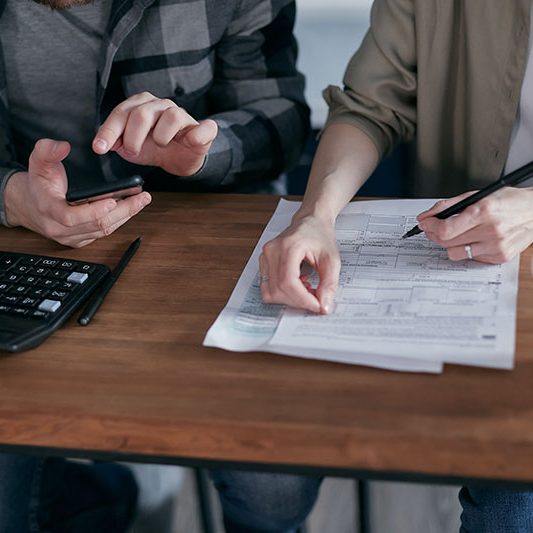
[324,0,417,160]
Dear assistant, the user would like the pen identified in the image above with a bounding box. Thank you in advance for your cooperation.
[402,160,533,239]
[78,237,142,326]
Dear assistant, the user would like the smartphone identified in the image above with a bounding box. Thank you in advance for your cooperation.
[66,175,144,205]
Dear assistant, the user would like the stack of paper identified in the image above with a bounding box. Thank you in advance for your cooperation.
[204,199,519,373]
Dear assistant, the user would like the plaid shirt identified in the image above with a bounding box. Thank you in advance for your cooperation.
[0,0,309,224]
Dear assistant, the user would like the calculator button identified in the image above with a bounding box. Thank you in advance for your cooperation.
[9,285,29,295]
[58,261,76,270]
[11,307,29,316]
[79,264,96,274]
[49,290,69,301]
[0,257,18,270]
[38,299,61,313]
[20,297,39,307]
[29,288,49,298]
[67,272,88,284]
[41,259,59,267]
[50,269,69,280]
[1,295,19,304]
[20,257,41,266]
[31,309,49,319]
[14,265,32,274]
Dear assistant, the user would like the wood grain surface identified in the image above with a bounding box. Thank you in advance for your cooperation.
[1,193,532,484]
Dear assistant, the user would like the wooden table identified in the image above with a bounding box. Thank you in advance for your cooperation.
[1,193,533,488]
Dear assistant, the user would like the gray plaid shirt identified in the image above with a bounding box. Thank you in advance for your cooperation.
[0,0,309,225]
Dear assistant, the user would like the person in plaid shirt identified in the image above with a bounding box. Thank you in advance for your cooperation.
[0,0,309,247]
[0,0,318,532]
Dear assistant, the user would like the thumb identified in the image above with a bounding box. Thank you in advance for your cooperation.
[29,139,71,178]
[180,119,218,151]
[315,253,341,315]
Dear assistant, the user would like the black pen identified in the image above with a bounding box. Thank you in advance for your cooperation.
[78,237,142,326]
[402,160,533,239]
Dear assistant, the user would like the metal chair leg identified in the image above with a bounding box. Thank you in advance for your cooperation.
[356,480,371,533]
[195,468,216,533]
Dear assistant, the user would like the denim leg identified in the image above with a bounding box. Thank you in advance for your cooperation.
[0,453,44,533]
[38,458,138,533]
[210,469,322,533]
[460,486,533,532]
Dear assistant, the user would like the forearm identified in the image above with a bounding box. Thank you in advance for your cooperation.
[294,123,380,225]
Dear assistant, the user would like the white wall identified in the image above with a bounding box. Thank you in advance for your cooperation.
[295,0,373,127]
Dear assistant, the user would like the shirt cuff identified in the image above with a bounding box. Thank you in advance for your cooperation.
[0,166,26,227]
[181,126,233,187]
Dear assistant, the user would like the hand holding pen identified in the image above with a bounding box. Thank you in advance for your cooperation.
[403,160,533,264]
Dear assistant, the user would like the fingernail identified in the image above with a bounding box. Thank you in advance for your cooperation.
[321,296,333,314]
[105,200,116,212]
[93,139,108,152]
[141,195,152,207]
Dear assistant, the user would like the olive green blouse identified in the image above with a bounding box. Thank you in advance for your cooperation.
[324,0,532,196]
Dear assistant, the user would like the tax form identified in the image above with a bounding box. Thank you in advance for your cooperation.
[204,199,519,373]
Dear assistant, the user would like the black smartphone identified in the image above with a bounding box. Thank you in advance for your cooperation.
[66,175,144,205]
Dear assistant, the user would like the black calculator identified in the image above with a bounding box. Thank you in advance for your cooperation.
[0,251,109,352]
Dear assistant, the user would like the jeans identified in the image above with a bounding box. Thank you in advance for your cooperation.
[211,472,533,533]
[210,469,322,533]
[460,485,533,532]
[0,453,137,533]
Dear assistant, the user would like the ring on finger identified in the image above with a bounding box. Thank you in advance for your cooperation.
[464,244,473,260]
[260,274,270,283]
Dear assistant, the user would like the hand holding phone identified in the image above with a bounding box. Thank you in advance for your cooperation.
[4,139,152,248]
[66,175,144,205]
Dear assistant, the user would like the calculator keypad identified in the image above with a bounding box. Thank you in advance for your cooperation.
[0,252,103,320]
[0,250,109,351]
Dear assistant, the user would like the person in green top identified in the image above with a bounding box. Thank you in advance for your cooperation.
[260,0,533,530]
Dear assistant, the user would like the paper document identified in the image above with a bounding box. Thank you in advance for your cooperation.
[204,199,519,373]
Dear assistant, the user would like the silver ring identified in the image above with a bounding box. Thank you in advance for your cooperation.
[260,275,270,283]
[464,244,473,260]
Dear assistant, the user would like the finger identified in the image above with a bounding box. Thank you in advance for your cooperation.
[152,106,199,147]
[29,139,71,175]
[275,250,322,313]
[446,237,516,264]
[93,92,157,154]
[61,209,140,245]
[120,99,184,155]
[419,207,482,244]
[54,192,151,236]
[178,119,218,150]
[315,253,341,314]
[260,245,321,312]
[417,191,477,221]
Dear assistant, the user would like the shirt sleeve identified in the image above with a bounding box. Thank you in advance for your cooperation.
[323,0,417,160]
[193,0,310,188]
[0,165,25,227]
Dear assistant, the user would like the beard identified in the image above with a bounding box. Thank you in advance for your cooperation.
[31,0,95,9]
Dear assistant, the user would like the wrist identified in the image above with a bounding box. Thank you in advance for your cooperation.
[4,171,29,227]
[293,201,338,227]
